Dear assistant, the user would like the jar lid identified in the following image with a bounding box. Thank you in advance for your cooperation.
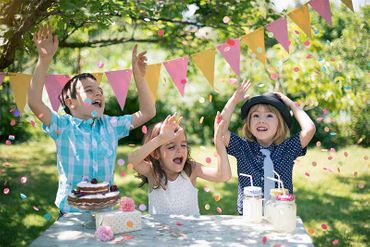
[276,194,295,201]
[243,186,262,196]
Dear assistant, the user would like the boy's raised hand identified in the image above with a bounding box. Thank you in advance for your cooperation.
[132,44,147,79]
[33,25,58,62]
[233,79,251,104]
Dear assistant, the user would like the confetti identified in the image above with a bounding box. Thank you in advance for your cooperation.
[357,182,365,189]
[158,29,164,37]
[205,157,212,163]
[117,159,125,166]
[20,176,27,184]
[307,228,315,235]
[175,221,183,226]
[226,38,235,46]
[199,116,204,124]
[204,185,210,193]
[10,119,16,126]
[198,97,205,104]
[12,109,20,117]
[208,95,213,102]
[306,54,312,59]
[120,171,126,177]
[126,220,133,228]
[293,67,300,72]
[229,78,238,84]
[91,110,97,118]
[294,30,300,34]
[33,206,40,211]
[97,61,104,68]
[304,40,311,47]
[328,156,333,160]
[321,223,328,230]
[256,47,263,53]
[262,236,268,244]
[127,163,134,170]
[324,127,330,132]
[332,239,339,245]
[3,162,11,167]
[353,171,358,177]
[139,204,146,211]
[217,115,222,124]
[84,98,92,105]
[364,155,368,160]
[223,46,230,52]
[44,213,51,221]
[181,79,187,84]
[223,16,231,24]
[8,135,15,140]
[20,193,27,200]
[216,207,222,214]
[141,125,147,134]
[214,194,221,202]
[3,187,10,195]
[271,73,278,80]
[305,172,310,177]
[5,140,11,145]
[205,203,210,210]
[38,113,44,118]
[121,234,134,241]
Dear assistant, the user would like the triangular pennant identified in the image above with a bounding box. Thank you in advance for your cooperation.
[105,69,132,110]
[266,17,290,53]
[191,48,216,88]
[241,28,266,64]
[8,73,32,114]
[288,4,312,38]
[163,56,189,96]
[91,72,103,84]
[0,72,5,85]
[216,38,240,76]
[309,0,332,26]
[341,0,354,12]
[144,63,162,103]
[44,74,70,112]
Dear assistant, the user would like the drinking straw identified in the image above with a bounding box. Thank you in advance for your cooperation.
[240,173,254,187]
[266,177,286,195]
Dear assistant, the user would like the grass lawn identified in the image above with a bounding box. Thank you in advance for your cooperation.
[0,140,369,246]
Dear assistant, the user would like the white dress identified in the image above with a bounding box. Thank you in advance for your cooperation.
[148,171,200,215]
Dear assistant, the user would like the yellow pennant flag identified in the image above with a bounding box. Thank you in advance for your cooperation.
[288,4,312,38]
[144,63,162,103]
[191,48,216,88]
[8,73,32,114]
[241,28,266,64]
[91,73,103,84]
[341,0,354,11]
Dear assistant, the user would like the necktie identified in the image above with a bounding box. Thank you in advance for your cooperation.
[260,149,274,201]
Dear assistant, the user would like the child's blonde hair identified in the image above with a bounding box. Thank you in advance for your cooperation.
[137,121,193,189]
[242,104,290,144]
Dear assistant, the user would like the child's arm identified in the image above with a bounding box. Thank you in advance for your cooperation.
[220,79,251,146]
[192,112,232,182]
[274,92,316,148]
[128,114,181,178]
[130,45,156,129]
[27,25,59,127]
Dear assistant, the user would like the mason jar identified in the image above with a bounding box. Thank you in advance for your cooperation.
[264,188,289,223]
[243,186,263,223]
[271,194,297,232]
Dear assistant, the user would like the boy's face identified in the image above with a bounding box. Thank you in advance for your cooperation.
[250,105,279,146]
[66,78,105,119]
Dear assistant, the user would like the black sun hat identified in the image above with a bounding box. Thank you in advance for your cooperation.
[241,93,292,128]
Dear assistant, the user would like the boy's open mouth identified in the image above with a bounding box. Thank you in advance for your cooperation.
[173,157,184,164]
[92,100,102,108]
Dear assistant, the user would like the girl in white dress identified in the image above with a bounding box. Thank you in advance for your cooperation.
[128,112,231,215]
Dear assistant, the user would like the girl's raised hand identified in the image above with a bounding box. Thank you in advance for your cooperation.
[233,79,252,104]
[274,92,295,108]
[33,25,58,61]
[159,113,183,143]
[132,44,147,79]
[214,111,227,151]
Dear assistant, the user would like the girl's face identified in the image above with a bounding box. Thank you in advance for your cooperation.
[158,131,188,179]
[68,78,105,119]
[250,105,279,146]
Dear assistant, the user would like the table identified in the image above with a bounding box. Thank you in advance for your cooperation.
[30,213,314,246]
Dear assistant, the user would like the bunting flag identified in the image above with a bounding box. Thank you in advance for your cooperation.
[8,73,32,114]
[266,17,290,53]
[163,56,189,96]
[0,72,5,85]
[341,0,354,12]
[105,69,132,110]
[144,63,162,103]
[91,72,103,84]
[309,0,332,26]
[191,48,216,88]
[216,38,241,76]
[288,4,312,38]
[241,28,266,64]
[44,74,70,112]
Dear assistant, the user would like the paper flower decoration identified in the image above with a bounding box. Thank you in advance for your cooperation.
[119,197,135,212]
[96,225,114,242]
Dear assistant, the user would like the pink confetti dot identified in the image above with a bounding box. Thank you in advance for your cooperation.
[328,156,333,160]
[142,125,147,134]
[5,140,12,145]
[357,182,365,189]
[294,30,300,34]
[38,113,44,118]
[97,61,104,69]
[30,120,35,127]
[181,79,187,84]
[205,157,212,164]
[262,236,268,245]
[204,185,210,193]
[332,239,339,245]
[306,54,312,59]
[316,117,324,122]
[117,159,125,166]
[120,171,126,177]
[293,67,300,72]
[216,207,222,214]
[304,40,311,47]
[229,78,238,84]
[322,109,329,114]
[223,46,231,52]
[305,172,310,177]
[271,73,279,80]
[175,221,183,226]
[3,187,10,195]
[344,152,349,157]
[158,29,164,37]
[10,119,16,126]
[316,141,321,147]
[217,115,222,124]
[324,127,330,132]
[226,38,235,46]
[223,16,231,24]
[288,40,291,46]
[20,176,27,184]
[321,223,328,230]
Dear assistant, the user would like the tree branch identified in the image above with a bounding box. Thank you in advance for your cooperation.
[59,37,159,48]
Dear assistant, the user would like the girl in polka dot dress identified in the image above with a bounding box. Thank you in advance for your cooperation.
[128,113,232,215]
[220,80,316,215]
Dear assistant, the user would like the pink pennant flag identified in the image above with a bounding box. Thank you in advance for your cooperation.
[309,0,332,26]
[0,72,5,85]
[216,38,240,76]
[163,56,189,96]
[44,74,70,112]
[266,17,290,53]
[105,69,132,110]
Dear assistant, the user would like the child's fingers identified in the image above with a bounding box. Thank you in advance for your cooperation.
[132,44,138,59]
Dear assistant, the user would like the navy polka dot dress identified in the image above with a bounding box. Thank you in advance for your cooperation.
[226,132,307,215]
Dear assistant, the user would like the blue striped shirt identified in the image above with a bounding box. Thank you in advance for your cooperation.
[43,111,132,212]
